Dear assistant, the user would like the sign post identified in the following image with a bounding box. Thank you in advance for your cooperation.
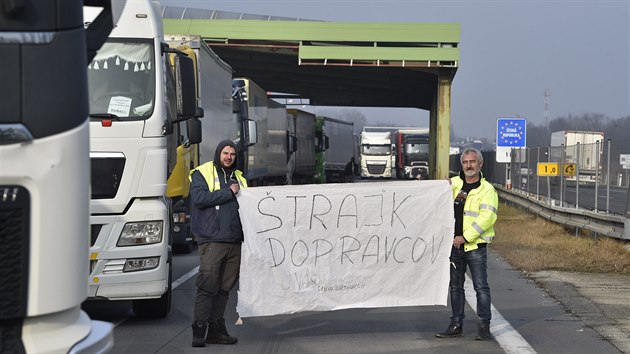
[496,118,526,163]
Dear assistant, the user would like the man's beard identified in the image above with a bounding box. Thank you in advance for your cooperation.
[464,169,477,177]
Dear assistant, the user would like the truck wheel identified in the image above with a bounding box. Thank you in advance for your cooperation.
[132,261,172,318]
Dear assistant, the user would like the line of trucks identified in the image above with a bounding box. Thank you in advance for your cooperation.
[1,0,362,351]
[1,0,429,352]
[360,128,431,180]
[86,0,362,327]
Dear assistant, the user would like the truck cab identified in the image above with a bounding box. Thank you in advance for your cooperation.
[394,129,430,179]
[360,131,393,178]
[1,0,123,352]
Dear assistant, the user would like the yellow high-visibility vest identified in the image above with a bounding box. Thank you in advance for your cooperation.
[190,162,248,192]
[451,176,498,252]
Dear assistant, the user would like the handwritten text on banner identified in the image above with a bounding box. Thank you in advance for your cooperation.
[236,180,454,317]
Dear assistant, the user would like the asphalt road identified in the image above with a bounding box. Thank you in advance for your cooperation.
[83,247,628,354]
[516,174,629,215]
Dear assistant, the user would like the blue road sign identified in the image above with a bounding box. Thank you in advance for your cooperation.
[497,118,526,147]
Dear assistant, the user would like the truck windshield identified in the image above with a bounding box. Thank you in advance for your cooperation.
[87,41,155,120]
[405,143,429,155]
[362,145,391,156]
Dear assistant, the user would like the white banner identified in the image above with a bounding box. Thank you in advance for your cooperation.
[236,180,454,318]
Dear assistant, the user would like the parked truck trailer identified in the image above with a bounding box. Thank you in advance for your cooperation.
[550,130,604,185]
[233,78,269,186]
[287,109,317,184]
[266,99,292,184]
[164,34,252,253]
[316,116,356,183]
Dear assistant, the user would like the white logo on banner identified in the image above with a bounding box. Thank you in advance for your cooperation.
[236,181,454,317]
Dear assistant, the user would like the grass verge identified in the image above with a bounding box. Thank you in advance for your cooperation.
[491,202,630,273]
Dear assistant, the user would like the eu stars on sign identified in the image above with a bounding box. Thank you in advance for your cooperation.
[497,118,526,147]
[496,118,526,163]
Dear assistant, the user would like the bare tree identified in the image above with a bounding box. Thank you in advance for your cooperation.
[318,108,367,134]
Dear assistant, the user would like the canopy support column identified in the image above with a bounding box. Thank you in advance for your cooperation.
[430,68,454,180]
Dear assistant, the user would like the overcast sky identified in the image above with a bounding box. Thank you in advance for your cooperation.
[160,0,629,139]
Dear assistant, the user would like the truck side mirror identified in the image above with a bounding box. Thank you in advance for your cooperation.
[246,119,257,146]
[324,135,330,151]
[187,118,202,145]
[286,134,298,153]
[174,55,197,119]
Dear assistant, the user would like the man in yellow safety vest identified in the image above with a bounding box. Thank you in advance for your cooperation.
[189,140,248,347]
[436,147,498,341]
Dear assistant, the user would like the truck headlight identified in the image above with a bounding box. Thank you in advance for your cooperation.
[117,221,163,246]
[123,257,160,272]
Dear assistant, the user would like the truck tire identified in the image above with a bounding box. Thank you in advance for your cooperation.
[132,261,172,318]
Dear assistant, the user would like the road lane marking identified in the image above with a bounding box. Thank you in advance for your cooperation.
[465,274,536,353]
[173,265,199,289]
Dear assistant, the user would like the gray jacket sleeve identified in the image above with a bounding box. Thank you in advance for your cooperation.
[189,171,234,209]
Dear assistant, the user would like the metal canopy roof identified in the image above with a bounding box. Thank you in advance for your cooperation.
[162,17,459,110]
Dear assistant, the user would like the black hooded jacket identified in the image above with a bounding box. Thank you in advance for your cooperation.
[189,140,244,244]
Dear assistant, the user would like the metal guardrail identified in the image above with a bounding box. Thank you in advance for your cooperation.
[497,185,629,240]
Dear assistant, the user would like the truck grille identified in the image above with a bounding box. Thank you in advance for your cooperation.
[367,164,387,175]
[91,156,125,199]
[0,186,29,322]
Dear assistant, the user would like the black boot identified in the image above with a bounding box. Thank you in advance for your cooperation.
[191,322,207,347]
[206,319,238,344]
[435,322,463,338]
[475,322,492,340]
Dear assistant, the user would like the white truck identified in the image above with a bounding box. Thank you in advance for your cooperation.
[360,131,393,178]
[85,0,199,318]
[550,130,604,184]
[1,0,123,352]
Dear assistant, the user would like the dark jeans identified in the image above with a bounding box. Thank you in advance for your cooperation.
[193,242,241,324]
[448,245,491,325]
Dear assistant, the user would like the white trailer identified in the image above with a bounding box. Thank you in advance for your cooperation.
[551,130,604,171]
[550,130,604,184]
[360,131,393,178]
